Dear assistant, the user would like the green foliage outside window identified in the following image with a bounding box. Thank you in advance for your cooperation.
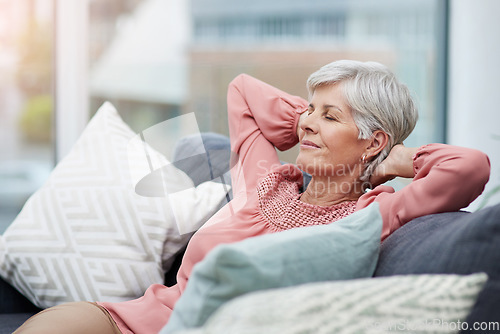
[18,95,52,143]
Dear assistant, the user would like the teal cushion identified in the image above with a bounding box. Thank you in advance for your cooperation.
[162,203,382,333]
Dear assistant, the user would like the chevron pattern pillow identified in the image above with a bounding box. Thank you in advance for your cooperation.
[0,102,230,309]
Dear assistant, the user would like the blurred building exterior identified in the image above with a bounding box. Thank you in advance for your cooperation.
[186,0,443,152]
[86,0,444,148]
[89,0,189,133]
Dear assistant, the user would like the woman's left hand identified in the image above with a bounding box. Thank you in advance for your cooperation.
[369,144,418,187]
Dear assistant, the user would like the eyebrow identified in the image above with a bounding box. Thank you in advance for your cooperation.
[309,103,343,113]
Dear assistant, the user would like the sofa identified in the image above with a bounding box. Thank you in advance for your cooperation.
[2,200,499,333]
[1,107,499,333]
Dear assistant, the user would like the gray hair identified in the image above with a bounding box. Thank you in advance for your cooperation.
[306,60,418,184]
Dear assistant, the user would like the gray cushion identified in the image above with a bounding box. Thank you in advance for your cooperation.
[0,276,40,314]
[374,203,500,330]
[172,133,233,188]
[0,313,35,334]
[172,133,312,193]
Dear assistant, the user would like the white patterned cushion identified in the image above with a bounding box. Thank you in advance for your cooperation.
[174,273,487,334]
[0,102,230,308]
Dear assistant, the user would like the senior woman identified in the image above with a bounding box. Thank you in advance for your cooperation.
[15,60,490,334]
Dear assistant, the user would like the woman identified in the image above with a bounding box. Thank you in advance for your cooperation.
[15,60,490,333]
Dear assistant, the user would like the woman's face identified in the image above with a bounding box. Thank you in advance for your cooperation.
[296,83,369,179]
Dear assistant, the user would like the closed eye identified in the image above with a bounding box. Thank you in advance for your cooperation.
[324,113,338,121]
[307,104,340,121]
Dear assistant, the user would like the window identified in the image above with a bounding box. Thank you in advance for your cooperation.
[86,0,448,182]
[0,0,448,233]
[0,0,54,233]
[187,0,448,157]
[87,0,446,149]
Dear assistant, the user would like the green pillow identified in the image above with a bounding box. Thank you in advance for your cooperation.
[163,203,382,333]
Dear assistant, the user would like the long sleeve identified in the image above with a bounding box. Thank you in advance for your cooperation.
[226,74,308,196]
[357,144,491,241]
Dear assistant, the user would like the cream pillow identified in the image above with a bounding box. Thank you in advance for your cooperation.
[0,102,230,308]
[173,273,487,334]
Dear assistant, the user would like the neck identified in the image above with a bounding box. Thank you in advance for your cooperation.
[300,176,363,207]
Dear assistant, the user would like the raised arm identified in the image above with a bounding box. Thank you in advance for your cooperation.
[226,74,308,195]
[357,143,491,240]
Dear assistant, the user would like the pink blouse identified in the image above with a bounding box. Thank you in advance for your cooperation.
[99,74,490,334]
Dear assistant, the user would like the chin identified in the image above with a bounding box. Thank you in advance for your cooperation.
[296,155,338,177]
[296,156,315,175]
[295,155,305,170]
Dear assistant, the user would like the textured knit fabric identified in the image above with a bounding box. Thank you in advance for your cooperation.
[257,170,357,232]
[99,74,490,334]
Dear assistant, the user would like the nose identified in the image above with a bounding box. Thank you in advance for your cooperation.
[300,112,318,134]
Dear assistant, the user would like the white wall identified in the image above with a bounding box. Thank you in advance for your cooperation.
[448,0,500,209]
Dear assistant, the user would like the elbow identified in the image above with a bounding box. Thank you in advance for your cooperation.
[456,148,491,200]
[227,74,249,94]
[479,152,491,185]
[466,149,490,187]
[226,74,247,118]
[227,73,251,110]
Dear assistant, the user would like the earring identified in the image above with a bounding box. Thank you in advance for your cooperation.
[361,154,367,164]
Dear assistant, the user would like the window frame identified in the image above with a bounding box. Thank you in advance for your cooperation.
[53,0,89,162]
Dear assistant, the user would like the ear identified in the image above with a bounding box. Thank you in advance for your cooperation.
[365,130,389,159]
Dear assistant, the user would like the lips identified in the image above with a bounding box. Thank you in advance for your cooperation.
[301,140,320,149]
